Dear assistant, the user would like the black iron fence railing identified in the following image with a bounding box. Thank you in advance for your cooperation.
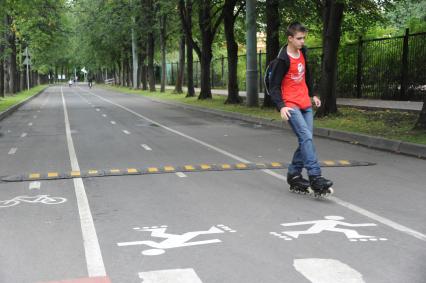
[161,29,425,101]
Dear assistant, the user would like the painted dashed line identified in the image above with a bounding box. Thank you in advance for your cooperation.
[141,144,152,151]
[217,224,237,233]
[102,114,107,117]
[8,148,17,155]
[28,122,33,126]
[20,132,27,138]
[29,181,41,190]
[33,115,37,119]
[110,121,116,125]
[123,130,131,135]
[96,108,100,112]
[175,172,187,178]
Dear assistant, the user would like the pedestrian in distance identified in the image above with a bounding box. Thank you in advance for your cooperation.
[268,22,333,197]
[68,78,73,87]
[88,75,93,89]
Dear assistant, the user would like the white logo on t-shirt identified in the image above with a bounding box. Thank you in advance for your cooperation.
[290,62,305,83]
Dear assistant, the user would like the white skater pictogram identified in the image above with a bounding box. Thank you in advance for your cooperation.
[117,225,236,255]
[270,216,387,242]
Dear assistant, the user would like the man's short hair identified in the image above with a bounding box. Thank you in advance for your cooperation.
[286,22,307,37]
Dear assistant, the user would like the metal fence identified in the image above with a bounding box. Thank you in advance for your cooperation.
[164,30,425,101]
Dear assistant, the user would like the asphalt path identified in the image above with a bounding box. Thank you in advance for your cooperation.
[0,85,425,283]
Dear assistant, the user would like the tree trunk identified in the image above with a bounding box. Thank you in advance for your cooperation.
[0,38,4,97]
[199,42,213,100]
[141,65,147,90]
[263,0,280,108]
[179,0,195,97]
[147,31,155,91]
[147,0,156,92]
[139,41,148,90]
[197,1,217,100]
[8,15,17,94]
[316,0,344,117]
[0,13,5,97]
[414,95,426,130]
[223,0,241,104]
[120,57,124,86]
[20,69,24,92]
[4,57,10,93]
[0,58,4,98]
[160,14,166,92]
[186,35,195,97]
[137,62,141,88]
[127,56,132,87]
[174,35,185,93]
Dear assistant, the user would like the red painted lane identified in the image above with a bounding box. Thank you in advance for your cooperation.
[38,276,111,283]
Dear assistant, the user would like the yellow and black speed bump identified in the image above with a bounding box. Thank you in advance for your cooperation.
[1,160,376,182]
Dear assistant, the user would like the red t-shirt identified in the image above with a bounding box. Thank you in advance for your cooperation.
[281,51,311,110]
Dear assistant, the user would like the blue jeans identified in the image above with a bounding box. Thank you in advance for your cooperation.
[287,107,321,177]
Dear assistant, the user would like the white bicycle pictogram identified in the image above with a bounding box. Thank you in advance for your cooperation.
[0,195,67,208]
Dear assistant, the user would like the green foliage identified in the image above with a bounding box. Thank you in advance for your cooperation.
[3,0,69,73]
[387,0,426,32]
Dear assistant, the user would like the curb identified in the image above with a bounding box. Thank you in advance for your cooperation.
[0,87,48,122]
[141,95,426,159]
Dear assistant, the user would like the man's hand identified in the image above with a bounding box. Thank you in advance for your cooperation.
[280,107,293,121]
[313,96,321,107]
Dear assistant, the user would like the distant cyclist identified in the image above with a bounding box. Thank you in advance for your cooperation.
[88,75,93,88]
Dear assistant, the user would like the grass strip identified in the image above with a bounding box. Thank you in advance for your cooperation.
[103,85,426,145]
[0,85,48,113]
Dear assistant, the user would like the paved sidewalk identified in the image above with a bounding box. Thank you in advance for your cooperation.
[161,85,423,112]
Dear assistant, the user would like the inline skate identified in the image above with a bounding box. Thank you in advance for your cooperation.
[309,175,334,197]
[287,174,311,194]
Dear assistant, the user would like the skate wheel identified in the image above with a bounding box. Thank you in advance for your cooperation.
[327,187,334,196]
[307,187,314,194]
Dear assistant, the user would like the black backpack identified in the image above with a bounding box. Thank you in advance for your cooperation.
[263,58,280,97]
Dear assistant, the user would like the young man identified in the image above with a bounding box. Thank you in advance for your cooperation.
[269,22,333,195]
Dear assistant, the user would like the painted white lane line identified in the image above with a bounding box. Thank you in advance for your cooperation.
[8,148,17,155]
[139,268,202,283]
[85,88,426,242]
[29,181,41,190]
[141,144,152,151]
[33,115,37,119]
[102,114,107,117]
[28,122,33,126]
[20,132,27,138]
[96,108,100,112]
[294,258,365,283]
[123,130,131,135]
[110,121,116,125]
[329,197,426,241]
[176,172,187,178]
[61,87,106,277]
